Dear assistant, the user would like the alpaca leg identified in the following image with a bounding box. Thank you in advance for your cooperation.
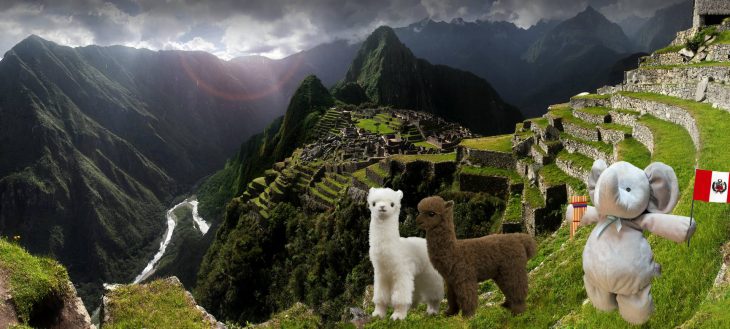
[445,283,459,316]
[426,299,440,315]
[583,275,617,312]
[390,274,414,320]
[616,284,654,325]
[494,266,529,314]
[372,271,390,318]
[454,281,478,318]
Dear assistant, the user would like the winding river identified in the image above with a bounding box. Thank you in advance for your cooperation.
[132,198,209,284]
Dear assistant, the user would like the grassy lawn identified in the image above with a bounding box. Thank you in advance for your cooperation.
[616,138,651,168]
[459,166,522,183]
[389,152,456,164]
[577,106,610,116]
[653,44,683,54]
[560,92,729,328]
[357,118,395,134]
[523,183,545,208]
[600,122,633,134]
[643,61,730,70]
[560,133,613,155]
[531,118,549,129]
[103,279,210,329]
[353,169,379,188]
[712,30,730,44]
[503,192,523,223]
[557,150,594,172]
[459,134,513,153]
[539,163,586,194]
[414,141,438,149]
[0,238,70,324]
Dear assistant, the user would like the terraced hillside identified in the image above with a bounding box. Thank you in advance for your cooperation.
[343,22,730,329]
[196,26,730,328]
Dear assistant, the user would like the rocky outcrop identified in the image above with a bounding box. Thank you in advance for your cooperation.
[101,277,224,329]
[0,273,94,329]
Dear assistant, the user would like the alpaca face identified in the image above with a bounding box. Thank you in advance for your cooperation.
[367,187,403,221]
[416,196,453,231]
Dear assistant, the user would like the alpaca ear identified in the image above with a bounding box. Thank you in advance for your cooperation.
[445,200,454,209]
[644,162,679,213]
[588,159,608,204]
[396,190,404,201]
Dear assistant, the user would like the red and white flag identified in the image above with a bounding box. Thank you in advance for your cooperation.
[694,169,730,203]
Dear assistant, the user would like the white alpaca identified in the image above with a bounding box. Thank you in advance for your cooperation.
[367,187,444,320]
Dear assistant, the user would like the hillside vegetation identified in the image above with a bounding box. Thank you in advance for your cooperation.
[192,23,730,329]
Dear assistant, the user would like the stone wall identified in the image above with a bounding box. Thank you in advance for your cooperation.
[562,138,613,163]
[694,0,730,28]
[512,135,534,158]
[556,156,590,182]
[574,110,609,124]
[569,97,610,110]
[608,110,638,127]
[459,173,509,197]
[457,147,516,170]
[611,94,701,150]
[625,66,730,85]
[598,127,629,144]
[641,52,685,67]
[562,122,600,141]
[632,122,655,154]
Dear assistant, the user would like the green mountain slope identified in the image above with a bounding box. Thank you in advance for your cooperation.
[335,26,523,135]
[193,23,730,329]
[0,35,284,307]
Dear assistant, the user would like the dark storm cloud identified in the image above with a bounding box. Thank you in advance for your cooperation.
[0,0,689,60]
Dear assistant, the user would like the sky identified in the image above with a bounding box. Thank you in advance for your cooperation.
[0,0,686,60]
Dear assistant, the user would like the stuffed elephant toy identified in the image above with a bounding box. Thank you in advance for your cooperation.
[566,159,696,325]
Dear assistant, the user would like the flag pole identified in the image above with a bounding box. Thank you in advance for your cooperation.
[687,160,699,247]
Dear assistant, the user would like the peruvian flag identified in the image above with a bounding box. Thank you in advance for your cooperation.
[694,169,730,203]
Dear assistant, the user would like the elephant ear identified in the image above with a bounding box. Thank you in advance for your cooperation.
[645,162,679,213]
[588,159,608,204]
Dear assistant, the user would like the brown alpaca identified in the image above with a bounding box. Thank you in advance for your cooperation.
[416,196,537,317]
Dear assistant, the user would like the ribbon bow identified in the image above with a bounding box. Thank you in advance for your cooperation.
[596,215,623,238]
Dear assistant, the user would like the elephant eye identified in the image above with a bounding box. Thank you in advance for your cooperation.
[429,212,436,217]
[390,202,394,207]
[625,187,631,192]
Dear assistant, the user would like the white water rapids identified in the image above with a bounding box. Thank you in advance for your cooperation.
[132,197,209,284]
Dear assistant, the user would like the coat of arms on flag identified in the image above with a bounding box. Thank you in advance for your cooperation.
[694,169,730,203]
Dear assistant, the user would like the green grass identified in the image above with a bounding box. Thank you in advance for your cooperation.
[557,150,594,172]
[459,134,513,153]
[610,108,640,115]
[249,303,322,329]
[616,138,651,168]
[503,192,523,223]
[0,239,70,324]
[353,169,379,188]
[653,44,684,54]
[560,132,613,155]
[103,278,210,329]
[459,166,522,183]
[531,118,549,129]
[560,92,729,328]
[600,122,633,134]
[539,164,585,194]
[523,184,545,208]
[356,119,395,134]
[389,153,456,164]
[713,30,730,44]
[642,61,730,70]
[577,106,610,117]
[414,141,438,149]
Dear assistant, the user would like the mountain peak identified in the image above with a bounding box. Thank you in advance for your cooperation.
[575,5,606,21]
[368,26,400,45]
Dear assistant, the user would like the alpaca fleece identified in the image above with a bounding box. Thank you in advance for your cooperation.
[367,188,444,320]
[417,196,536,317]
